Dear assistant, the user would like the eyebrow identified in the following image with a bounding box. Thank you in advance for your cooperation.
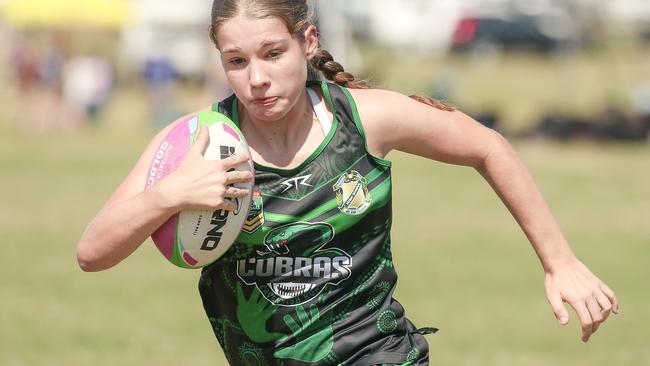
[260,39,286,48]
[221,46,242,54]
[221,39,287,54]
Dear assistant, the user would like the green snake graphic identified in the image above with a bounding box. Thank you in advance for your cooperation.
[256,222,334,256]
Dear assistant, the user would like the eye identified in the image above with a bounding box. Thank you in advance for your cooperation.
[266,49,283,61]
[228,57,246,66]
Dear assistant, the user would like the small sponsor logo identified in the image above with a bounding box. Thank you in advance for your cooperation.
[242,190,264,233]
[280,174,313,193]
[333,170,371,215]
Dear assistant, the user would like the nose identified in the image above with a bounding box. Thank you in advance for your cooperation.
[248,60,270,88]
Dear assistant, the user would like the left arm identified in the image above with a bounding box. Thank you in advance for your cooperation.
[350,88,619,342]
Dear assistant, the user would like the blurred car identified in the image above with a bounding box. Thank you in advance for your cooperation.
[451,13,580,55]
[640,26,650,44]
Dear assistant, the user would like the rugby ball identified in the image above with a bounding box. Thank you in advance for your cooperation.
[145,111,254,269]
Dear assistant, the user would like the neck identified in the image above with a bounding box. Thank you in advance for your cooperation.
[240,90,315,152]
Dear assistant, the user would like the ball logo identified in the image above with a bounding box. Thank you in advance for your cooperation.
[201,209,229,251]
[147,141,170,187]
[220,145,236,159]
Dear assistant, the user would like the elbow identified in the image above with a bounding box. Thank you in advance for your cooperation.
[475,129,514,172]
[76,242,107,272]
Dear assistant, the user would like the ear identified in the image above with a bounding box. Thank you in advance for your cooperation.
[303,25,319,60]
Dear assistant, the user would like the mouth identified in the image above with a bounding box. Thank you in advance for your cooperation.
[251,96,279,107]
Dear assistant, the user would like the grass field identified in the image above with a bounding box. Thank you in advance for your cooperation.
[1,117,648,365]
[1,41,649,365]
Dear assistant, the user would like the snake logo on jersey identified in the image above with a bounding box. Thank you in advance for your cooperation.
[236,222,352,307]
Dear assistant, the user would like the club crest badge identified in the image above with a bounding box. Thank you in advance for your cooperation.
[242,190,264,233]
[333,170,371,215]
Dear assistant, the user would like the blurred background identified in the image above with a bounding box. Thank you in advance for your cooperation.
[0,0,648,365]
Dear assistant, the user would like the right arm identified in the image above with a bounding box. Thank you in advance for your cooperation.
[76,118,252,272]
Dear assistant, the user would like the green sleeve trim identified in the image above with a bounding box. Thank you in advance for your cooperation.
[320,80,336,112]
[339,87,392,168]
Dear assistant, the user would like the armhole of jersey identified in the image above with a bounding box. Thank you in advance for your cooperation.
[211,102,220,112]
[339,87,392,168]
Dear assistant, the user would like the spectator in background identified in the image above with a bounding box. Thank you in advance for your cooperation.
[143,55,179,129]
[62,55,114,125]
[39,43,65,96]
[10,34,39,94]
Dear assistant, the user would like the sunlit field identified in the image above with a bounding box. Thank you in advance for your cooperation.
[1,46,649,365]
[1,116,648,366]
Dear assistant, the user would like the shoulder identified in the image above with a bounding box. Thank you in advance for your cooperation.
[345,87,443,157]
[346,87,453,123]
[346,87,408,115]
[346,87,493,166]
[348,87,502,167]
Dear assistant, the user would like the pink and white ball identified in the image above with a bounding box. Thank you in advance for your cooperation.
[145,111,254,269]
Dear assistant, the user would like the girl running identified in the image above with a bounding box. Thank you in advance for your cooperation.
[77,1,620,364]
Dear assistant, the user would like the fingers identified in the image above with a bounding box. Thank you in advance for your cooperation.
[225,169,253,185]
[572,302,594,342]
[224,186,250,198]
[547,289,570,325]
[219,198,240,212]
[221,152,251,169]
[594,290,613,323]
[192,124,211,157]
[586,297,603,337]
[600,283,620,314]
[588,286,615,336]
[573,292,612,342]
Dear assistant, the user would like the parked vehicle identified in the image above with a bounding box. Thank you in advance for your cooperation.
[451,13,580,55]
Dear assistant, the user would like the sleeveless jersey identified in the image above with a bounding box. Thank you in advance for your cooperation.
[199,80,434,365]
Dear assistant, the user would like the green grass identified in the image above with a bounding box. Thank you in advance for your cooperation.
[1,40,649,365]
[1,119,648,365]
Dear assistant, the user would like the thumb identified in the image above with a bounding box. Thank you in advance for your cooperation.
[192,124,210,157]
[548,291,570,325]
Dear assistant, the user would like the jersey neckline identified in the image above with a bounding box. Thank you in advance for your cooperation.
[230,80,340,176]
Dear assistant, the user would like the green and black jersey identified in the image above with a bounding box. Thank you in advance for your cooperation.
[199,81,434,365]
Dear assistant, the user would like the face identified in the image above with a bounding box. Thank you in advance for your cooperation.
[217,14,318,122]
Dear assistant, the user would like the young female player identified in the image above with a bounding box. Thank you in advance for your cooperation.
[77,0,620,364]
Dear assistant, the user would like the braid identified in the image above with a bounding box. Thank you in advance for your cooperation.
[310,49,455,111]
[409,95,456,112]
[309,49,371,89]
